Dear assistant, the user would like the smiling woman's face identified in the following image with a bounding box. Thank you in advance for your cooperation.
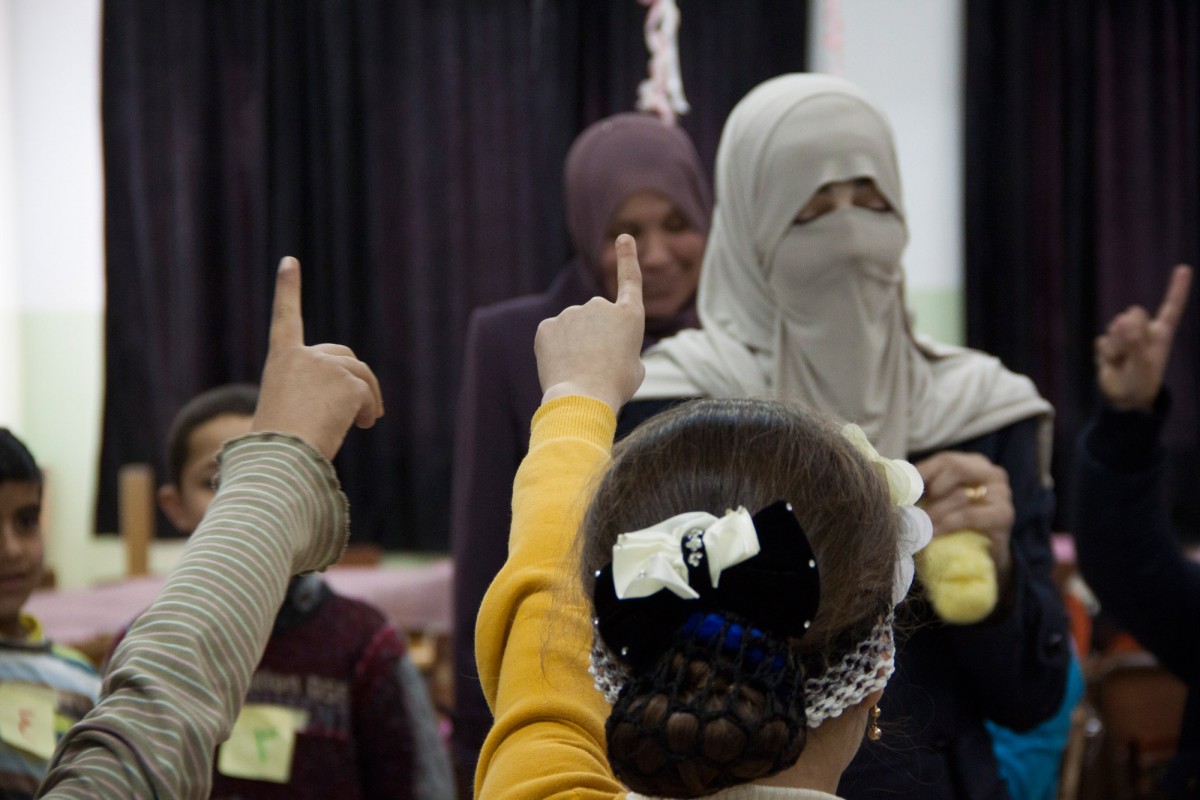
[597,191,706,321]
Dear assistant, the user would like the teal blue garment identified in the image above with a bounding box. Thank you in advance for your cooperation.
[987,649,1086,800]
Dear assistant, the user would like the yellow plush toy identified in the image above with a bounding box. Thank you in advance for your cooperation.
[915,530,997,624]
[839,423,991,623]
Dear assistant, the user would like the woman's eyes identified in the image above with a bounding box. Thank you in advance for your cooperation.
[852,180,892,210]
[794,194,834,224]
[608,219,691,239]
[662,214,690,233]
[794,184,891,224]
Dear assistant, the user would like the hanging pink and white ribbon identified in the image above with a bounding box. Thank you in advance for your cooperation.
[636,0,690,124]
[820,0,846,76]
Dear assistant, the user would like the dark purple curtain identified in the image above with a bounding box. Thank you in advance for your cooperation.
[98,1,808,547]
[965,1,1200,536]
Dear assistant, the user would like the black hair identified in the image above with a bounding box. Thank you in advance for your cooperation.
[0,428,41,486]
[164,384,258,487]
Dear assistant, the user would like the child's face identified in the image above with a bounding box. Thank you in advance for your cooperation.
[0,480,43,638]
[159,413,254,534]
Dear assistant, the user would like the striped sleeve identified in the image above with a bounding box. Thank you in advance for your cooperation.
[38,433,348,800]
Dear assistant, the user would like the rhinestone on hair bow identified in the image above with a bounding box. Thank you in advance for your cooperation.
[612,508,760,600]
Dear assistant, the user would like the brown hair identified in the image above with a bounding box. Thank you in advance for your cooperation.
[579,398,898,796]
[164,384,259,487]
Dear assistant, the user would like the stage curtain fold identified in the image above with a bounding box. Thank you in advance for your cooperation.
[965,0,1200,533]
[98,0,808,547]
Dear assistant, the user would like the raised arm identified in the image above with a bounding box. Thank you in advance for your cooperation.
[40,258,383,799]
[535,233,646,412]
[1076,263,1200,679]
[475,235,645,800]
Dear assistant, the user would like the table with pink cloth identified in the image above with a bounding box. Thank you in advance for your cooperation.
[25,560,454,647]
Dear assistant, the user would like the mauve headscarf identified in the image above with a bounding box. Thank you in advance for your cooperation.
[637,74,1053,472]
[563,112,712,343]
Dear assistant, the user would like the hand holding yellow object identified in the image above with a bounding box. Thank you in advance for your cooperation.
[914,453,1014,625]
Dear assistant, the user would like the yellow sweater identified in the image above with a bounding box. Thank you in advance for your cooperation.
[475,395,622,800]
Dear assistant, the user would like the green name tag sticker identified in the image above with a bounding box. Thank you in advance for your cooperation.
[0,682,57,760]
[217,703,308,783]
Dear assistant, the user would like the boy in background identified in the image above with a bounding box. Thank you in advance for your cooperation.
[133,384,452,799]
[0,429,99,799]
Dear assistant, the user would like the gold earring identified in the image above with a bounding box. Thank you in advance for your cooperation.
[867,705,882,741]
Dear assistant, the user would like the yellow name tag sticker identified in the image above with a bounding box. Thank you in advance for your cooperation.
[217,704,308,784]
[0,682,58,760]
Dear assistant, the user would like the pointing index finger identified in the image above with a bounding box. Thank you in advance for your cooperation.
[269,257,305,350]
[614,234,644,312]
[1155,264,1193,333]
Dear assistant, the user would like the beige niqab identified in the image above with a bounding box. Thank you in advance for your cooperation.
[637,74,1052,469]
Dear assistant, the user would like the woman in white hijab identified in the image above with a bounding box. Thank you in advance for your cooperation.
[635,74,1073,800]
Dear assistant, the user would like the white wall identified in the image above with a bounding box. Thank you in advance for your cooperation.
[0,4,22,426]
[809,0,964,343]
[0,0,179,587]
[11,0,106,313]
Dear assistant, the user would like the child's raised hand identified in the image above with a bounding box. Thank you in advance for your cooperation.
[252,257,384,459]
[535,234,646,413]
[1095,264,1192,411]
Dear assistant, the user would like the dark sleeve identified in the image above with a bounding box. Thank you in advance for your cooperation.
[940,418,1072,731]
[616,398,695,440]
[449,308,528,774]
[353,623,454,800]
[1073,397,1200,682]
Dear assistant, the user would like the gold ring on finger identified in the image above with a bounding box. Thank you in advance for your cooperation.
[963,484,988,503]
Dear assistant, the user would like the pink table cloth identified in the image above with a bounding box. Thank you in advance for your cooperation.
[25,559,454,647]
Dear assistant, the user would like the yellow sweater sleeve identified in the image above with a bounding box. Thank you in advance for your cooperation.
[475,395,628,800]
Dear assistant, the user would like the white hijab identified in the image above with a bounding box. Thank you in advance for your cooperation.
[638,74,1052,472]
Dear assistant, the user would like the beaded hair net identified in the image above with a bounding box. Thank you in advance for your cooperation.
[605,611,809,797]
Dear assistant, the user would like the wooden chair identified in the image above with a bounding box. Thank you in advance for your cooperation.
[1081,651,1187,800]
[333,542,384,567]
[118,463,155,577]
[1058,699,1104,800]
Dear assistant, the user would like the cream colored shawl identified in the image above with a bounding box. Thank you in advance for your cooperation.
[637,74,1051,473]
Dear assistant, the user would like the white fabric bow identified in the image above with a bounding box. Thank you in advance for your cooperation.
[841,423,934,606]
[612,508,760,600]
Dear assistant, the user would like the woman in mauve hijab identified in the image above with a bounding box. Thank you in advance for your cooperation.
[635,74,1072,800]
[450,112,711,786]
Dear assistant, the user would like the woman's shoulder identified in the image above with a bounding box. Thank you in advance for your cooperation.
[471,291,561,332]
[922,415,1041,455]
[470,265,599,335]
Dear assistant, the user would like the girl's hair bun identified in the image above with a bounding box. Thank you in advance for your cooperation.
[606,611,808,798]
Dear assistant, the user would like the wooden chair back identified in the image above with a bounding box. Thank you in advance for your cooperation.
[118,463,155,576]
[1082,651,1187,800]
